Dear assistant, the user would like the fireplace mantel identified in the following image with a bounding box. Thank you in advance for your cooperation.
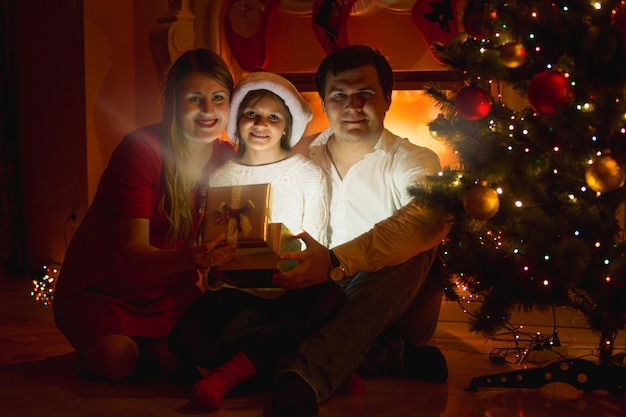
[279,70,465,92]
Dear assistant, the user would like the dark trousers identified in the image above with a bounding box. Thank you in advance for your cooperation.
[168,282,346,377]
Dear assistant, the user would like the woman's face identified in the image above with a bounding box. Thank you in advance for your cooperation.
[238,95,287,153]
[178,72,230,143]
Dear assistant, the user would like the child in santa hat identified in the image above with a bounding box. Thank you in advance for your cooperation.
[168,71,346,410]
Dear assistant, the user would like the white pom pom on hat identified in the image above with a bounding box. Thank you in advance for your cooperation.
[227,71,313,147]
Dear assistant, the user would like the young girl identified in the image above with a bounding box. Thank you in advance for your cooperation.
[211,70,329,245]
[168,72,344,410]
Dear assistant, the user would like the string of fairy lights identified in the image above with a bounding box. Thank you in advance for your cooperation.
[30,264,59,307]
[429,2,625,271]
[413,0,626,361]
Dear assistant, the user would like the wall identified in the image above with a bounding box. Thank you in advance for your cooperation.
[15,0,87,270]
[200,1,458,166]
[17,0,461,271]
[16,0,163,270]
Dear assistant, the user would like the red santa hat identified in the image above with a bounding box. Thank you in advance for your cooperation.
[227,71,312,147]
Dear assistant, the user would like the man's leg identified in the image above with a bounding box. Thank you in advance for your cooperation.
[275,249,437,405]
[393,268,448,383]
[358,252,445,378]
[394,255,444,346]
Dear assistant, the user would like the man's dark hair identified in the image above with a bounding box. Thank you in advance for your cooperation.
[315,45,394,103]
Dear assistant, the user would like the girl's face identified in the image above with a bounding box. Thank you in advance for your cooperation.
[178,72,230,143]
[238,95,287,153]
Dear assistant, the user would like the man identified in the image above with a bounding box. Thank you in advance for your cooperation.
[272,45,450,417]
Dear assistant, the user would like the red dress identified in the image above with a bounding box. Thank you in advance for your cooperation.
[53,124,235,350]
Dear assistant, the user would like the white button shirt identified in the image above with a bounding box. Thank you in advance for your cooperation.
[308,127,442,249]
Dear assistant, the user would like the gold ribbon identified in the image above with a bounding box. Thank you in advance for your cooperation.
[214,186,256,244]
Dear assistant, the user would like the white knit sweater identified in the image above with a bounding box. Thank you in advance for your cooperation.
[209,153,329,246]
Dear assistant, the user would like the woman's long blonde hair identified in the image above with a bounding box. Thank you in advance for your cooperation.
[159,49,233,245]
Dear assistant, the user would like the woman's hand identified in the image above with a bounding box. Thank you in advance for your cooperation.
[189,232,236,270]
[120,217,235,275]
[187,211,236,270]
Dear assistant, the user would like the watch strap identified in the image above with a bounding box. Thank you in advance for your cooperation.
[329,249,341,269]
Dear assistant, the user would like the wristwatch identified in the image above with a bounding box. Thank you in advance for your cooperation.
[328,249,346,282]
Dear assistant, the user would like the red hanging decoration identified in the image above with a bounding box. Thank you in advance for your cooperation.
[612,1,626,39]
[527,70,575,116]
[461,7,497,39]
[455,86,492,120]
[224,0,280,71]
[311,0,357,54]
[411,0,461,63]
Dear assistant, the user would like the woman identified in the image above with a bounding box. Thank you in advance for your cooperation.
[168,71,345,410]
[53,49,237,381]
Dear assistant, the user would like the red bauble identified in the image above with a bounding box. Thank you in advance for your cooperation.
[455,86,492,120]
[462,9,497,39]
[613,2,626,39]
[527,70,575,115]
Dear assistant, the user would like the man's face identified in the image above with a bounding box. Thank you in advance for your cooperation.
[321,65,390,144]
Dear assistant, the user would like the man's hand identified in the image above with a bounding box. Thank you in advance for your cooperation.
[273,231,331,289]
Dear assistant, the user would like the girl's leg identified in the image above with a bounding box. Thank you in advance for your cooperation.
[193,282,346,409]
[192,351,257,409]
[168,288,267,369]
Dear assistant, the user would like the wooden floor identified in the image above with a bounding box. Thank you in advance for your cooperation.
[1,273,625,417]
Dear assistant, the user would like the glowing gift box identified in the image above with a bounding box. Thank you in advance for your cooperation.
[203,184,271,248]
[203,184,301,287]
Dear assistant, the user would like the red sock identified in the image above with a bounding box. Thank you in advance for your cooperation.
[192,351,256,409]
[342,372,365,394]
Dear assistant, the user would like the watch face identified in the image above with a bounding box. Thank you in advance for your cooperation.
[330,267,345,281]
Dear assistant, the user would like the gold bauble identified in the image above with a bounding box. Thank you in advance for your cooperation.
[429,126,441,140]
[499,41,526,68]
[585,155,625,193]
[464,181,500,220]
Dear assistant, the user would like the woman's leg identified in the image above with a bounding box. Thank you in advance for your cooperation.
[80,334,140,380]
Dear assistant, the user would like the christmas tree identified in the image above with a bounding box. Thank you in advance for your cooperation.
[412,0,626,365]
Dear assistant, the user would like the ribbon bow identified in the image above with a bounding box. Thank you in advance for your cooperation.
[215,200,255,244]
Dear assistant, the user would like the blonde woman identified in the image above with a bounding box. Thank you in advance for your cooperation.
[53,49,237,381]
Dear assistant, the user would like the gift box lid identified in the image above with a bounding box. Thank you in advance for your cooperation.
[202,183,271,248]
